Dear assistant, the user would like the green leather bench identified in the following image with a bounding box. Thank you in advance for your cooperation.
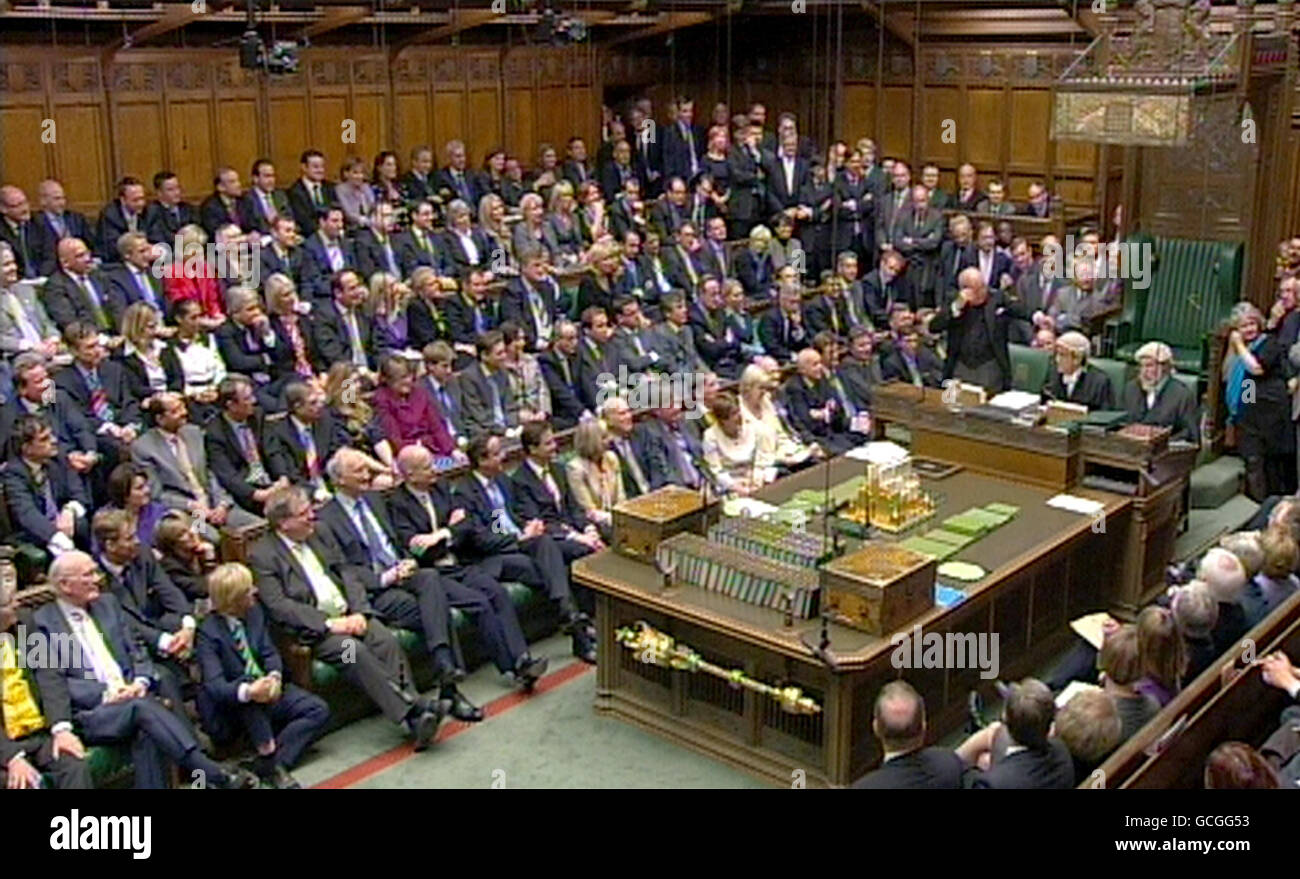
[1102,233,1243,378]
[1009,344,1052,394]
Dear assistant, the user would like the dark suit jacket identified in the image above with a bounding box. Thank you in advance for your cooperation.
[892,207,944,294]
[852,747,964,789]
[837,358,883,410]
[53,360,141,435]
[386,481,476,566]
[205,413,273,513]
[1121,377,1200,444]
[238,188,292,237]
[116,345,185,405]
[502,276,561,351]
[246,528,372,642]
[687,304,742,378]
[636,419,706,490]
[600,163,639,204]
[215,319,294,391]
[105,264,167,315]
[450,471,531,560]
[196,604,286,706]
[33,593,155,712]
[938,240,977,297]
[353,229,407,281]
[1043,366,1115,411]
[300,232,358,299]
[199,193,246,237]
[763,154,809,214]
[398,228,446,278]
[881,346,944,388]
[440,228,494,274]
[262,412,349,488]
[608,425,656,498]
[99,552,192,651]
[875,187,912,251]
[0,455,91,546]
[734,249,775,300]
[444,294,497,350]
[928,291,1032,391]
[317,492,408,582]
[459,362,517,439]
[286,179,338,237]
[662,122,704,184]
[0,219,50,280]
[727,143,766,223]
[433,167,482,208]
[538,350,586,428]
[43,269,123,333]
[0,394,97,459]
[34,211,95,275]
[95,201,146,263]
[510,459,585,534]
[782,373,850,444]
[144,201,199,245]
[757,308,809,364]
[310,300,375,369]
[965,739,1075,789]
[861,269,913,328]
[259,244,305,288]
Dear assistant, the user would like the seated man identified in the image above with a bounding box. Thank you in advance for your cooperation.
[32,552,257,789]
[537,321,587,431]
[263,379,351,499]
[388,444,549,689]
[853,681,962,789]
[511,422,607,550]
[757,282,809,364]
[880,330,943,389]
[1042,330,1114,410]
[1121,341,1200,444]
[0,575,93,789]
[205,375,290,517]
[957,678,1075,789]
[602,395,654,499]
[0,352,99,476]
[1,414,91,555]
[453,432,597,664]
[248,486,446,749]
[687,279,744,380]
[459,330,520,441]
[782,348,856,456]
[214,287,294,409]
[131,392,264,540]
[317,447,484,721]
[1054,687,1123,786]
[54,321,141,471]
[196,562,330,789]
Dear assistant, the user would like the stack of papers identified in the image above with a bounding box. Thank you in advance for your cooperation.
[1069,612,1117,650]
[988,390,1042,411]
[1047,494,1106,516]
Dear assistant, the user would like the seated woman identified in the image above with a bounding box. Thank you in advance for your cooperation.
[1204,741,1284,789]
[368,271,415,358]
[511,193,552,263]
[168,297,226,423]
[265,273,316,380]
[565,417,624,540]
[102,461,170,552]
[1097,624,1160,743]
[1135,605,1185,709]
[441,199,492,275]
[1120,341,1200,445]
[575,240,624,317]
[500,320,550,425]
[321,360,386,460]
[1041,330,1114,410]
[336,155,377,230]
[1241,526,1299,626]
[546,181,584,264]
[371,354,454,460]
[1222,302,1295,500]
[737,363,819,472]
[152,508,217,603]
[479,193,516,275]
[161,224,225,329]
[702,392,778,496]
[576,181,608,247]
[117,302,184,413]
[372,150,404,211]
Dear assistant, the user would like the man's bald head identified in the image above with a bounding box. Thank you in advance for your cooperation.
[873,681,926,753]
[0,185,30,224]
[958,266,988,305]
[57,236,93,275]
[397,442,432,475]
[795,347,823,379]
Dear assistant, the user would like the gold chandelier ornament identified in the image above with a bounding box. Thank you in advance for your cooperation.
[615,622,822,715]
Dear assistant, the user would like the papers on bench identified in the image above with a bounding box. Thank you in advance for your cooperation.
[987,390,1042,411]
[1046,493,1106,517]
[1070,611,1117,650]
[722,497,780,519]
[845,440,909,464]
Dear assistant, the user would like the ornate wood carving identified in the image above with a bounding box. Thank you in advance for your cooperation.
[52,61,99,93]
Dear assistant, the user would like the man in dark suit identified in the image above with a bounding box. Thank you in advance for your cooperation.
[1024,181,1052,219]
[400,200,446,279]
[389,445,549,689]
[757,283,810,364]
[43,237,120,334]
[34,179,95,275]
[601,396,653,498]
[662,98,704,183]
[727,123,768,240]
[562,136,595,188]
[263,380,350,496]
[199,166,246,237]
[511,422,607,549]
[286,149,337,238]
[650,177,691,244]
[861,250,911,329]
[837,326,884,411]
[764,137,809,219]
[937,215,977,302]
[1042,331,1114,410]
[782,347,856,455]
[250,485,447,748]
[601,141,641,206]
[311,268,373,370]
[258,216,305,288]
[94,177,148,264]
[636,401,711,491]
[55,322,141,472]
[0,585,93,789]
[33,551,257,788]
[538,320,586,430]
[105,231,167,314]
[686,281,742,379]
[2,417,91,556]
[419,341,467,442]
[0,185,49,281]
[459,329,518,439]
[1009,237,1060,346]
[930,267,1040,393]
[577,307,615,412]
[892,186,944,309]
[627,105,664,197]
[240,158,292,238]
[143,171,198,246]
[197,562,330,788]
[433,140,481,208]
[453,432,597,663]
[1121,342,1201,444]
[976,179,1017,216]
[952,163,983,212]
[216,288,295,408]
[205,375,289,516]
[881,330,944,389]
[920,163,952,211]
[970,221,1014,295]
[834,151,877,264]
[1,354,99,474]
[398,145,436,204]
[875,161,913,255]
[961,678,1075,789]
[445,269,498,369]
[502,249,560,353]
[317,447,484,722]
[354,201,406,281]
[853,681,963,789]
[300,206,357,300]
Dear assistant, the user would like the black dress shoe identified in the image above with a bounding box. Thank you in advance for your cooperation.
[515,655,549,690]
[572,628,597,665]
[408,704,444,752]
[213,765,261,789]
[268,765,302,790]
[444,687,485,722]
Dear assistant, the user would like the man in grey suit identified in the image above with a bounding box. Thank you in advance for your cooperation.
[458,329,520,441]
[130,392,263,541]
[892,186,944,309]
[0,243,61,363]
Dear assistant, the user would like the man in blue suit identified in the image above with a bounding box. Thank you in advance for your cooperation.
[32,551,257,789]
[197,563,329,789]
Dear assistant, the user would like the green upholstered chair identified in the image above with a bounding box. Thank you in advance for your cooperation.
[1009,344,1052,394]
[1103,233,1243,377]
[1089,356,1132,405]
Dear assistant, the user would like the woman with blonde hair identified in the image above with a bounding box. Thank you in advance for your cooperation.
[500,320,550,424]
[566,416,624,539]
[265,273,315,378]
[162,223,225,325]
[118,301,184,407]
[512,192,551,261]
[576,180,607,246]
[546,180,583,261]
[702,393,777,496]
[367,271,414,356]
[478,192,515,271]
[737,363,819,471]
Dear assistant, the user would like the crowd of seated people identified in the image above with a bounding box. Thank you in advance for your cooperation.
[0,92,1213,790]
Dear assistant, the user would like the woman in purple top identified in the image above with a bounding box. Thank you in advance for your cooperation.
[371,355,455,458]
[1134,606,1185,707]
[369,272,413,357]
[102,462,168,552]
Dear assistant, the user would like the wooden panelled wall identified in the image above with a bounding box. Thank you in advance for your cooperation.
[0,45,602,216]
[638,43,1100,216]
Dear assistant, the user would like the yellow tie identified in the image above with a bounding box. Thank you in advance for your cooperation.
[70,610,127,690]
[171,434,206,501]
[1,638,45,740]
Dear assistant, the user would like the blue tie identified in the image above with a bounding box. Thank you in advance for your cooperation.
[674,432,701,488]
[353,499,398,572]
[485,481,521,537]
[487,373,505,424]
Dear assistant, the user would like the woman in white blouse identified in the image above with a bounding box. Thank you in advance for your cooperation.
[702,392,778,496]
[118,302,184,412]
[565,417,624,539]
[167,297,226,421]
[737,363,821,472]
